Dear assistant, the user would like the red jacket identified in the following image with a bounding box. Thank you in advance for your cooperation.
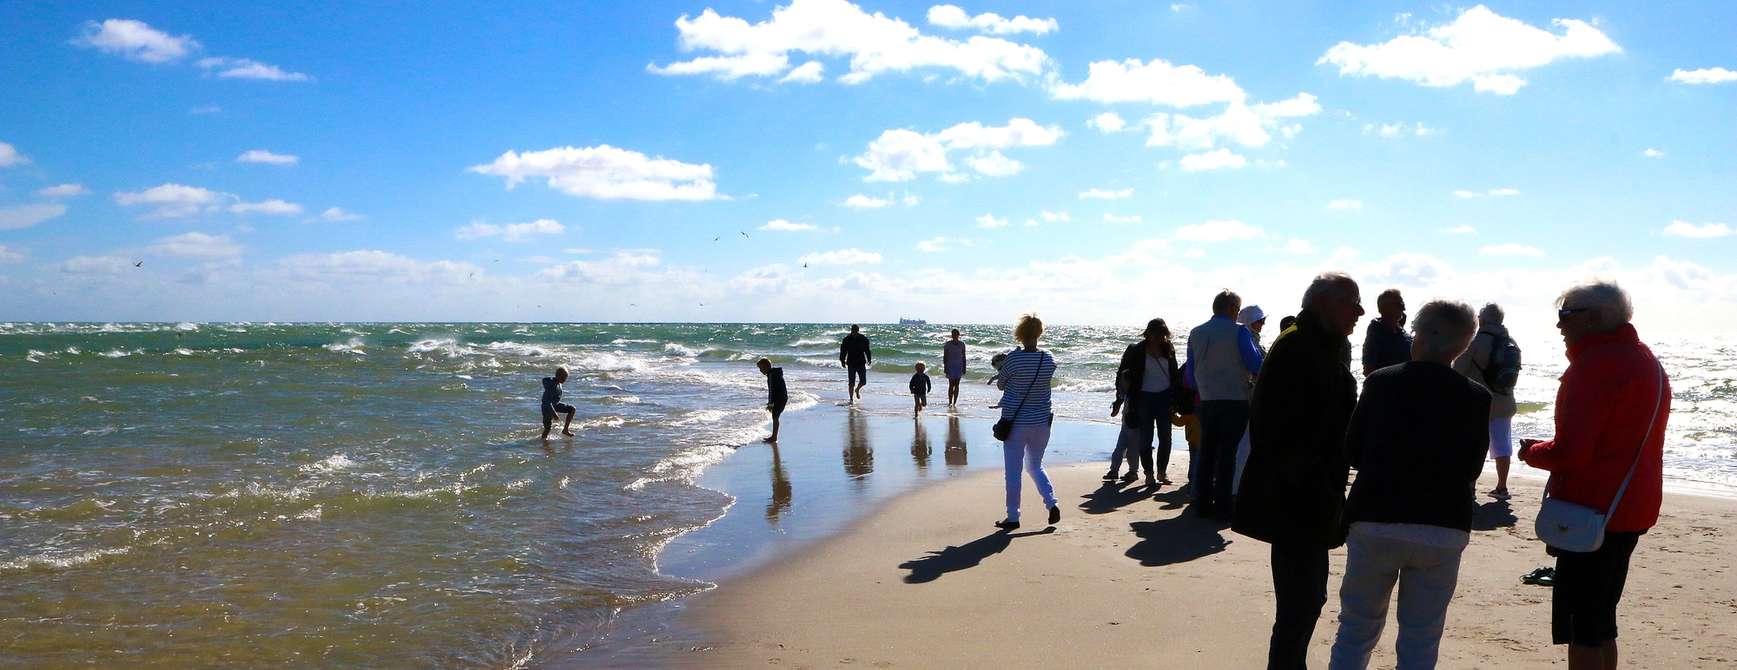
[1521,324,1670,532]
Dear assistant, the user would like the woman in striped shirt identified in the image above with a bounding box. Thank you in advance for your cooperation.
[994,314,1060,530]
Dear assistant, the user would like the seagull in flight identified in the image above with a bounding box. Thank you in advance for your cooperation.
[133,261,143,268]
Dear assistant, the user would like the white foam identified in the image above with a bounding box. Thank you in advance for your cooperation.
[174,322,200,332]
[301,453,356,474]
[325,338,367,355]
[0,546,131,572]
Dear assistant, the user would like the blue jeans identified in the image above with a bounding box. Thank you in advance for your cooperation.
[1197,399,1248,512]
[1109,390,1171,477]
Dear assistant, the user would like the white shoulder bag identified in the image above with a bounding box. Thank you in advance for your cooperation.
[1534,362,1665,553]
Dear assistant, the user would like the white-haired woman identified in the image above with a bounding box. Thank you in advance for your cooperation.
[994,314,1060,530]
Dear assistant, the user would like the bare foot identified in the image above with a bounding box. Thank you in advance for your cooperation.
[761,436,776,443]
[561,430,575,437]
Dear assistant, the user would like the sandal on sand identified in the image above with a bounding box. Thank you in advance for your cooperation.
[1048,506,1061,525]
[1522,567,1556,586]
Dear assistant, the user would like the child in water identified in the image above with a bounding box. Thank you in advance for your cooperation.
[909,362,932,413]
[757,358,787,443]
[541,367,577,441]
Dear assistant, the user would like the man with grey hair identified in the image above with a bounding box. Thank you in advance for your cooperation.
[1185,289,1264,517]
[1453,303,1521,499]
[1520,280,1669,670]
[1235,272,1364,669]
[1329,300,1491,669]
[541,366,576,441]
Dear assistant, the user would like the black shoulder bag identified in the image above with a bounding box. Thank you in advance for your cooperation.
[993,352,1048,441]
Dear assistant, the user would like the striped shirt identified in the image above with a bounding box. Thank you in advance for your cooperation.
[996,349,1055,425]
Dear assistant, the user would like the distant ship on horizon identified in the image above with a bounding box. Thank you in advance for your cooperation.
[897,317,927,325]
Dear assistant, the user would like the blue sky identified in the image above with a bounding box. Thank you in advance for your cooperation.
[1,1,1733,332]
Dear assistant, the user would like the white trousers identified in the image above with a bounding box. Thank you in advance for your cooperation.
[1329,531,1465,670]
[1002,422,1055,521]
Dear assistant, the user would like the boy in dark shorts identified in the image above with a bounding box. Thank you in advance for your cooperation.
[758,358,788,443]
[541,367,576,441]
[909,362,932,413]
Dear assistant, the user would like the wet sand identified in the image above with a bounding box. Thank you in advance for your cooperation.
[679,451,1737,668]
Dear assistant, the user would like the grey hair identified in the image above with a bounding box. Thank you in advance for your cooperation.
[1479,303,1505,325]
[1557,280,1633,327]
[1301,272,1359,310]
[1412,300,1478,361]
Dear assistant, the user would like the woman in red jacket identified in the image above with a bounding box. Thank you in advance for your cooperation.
[1520,281,1671,670]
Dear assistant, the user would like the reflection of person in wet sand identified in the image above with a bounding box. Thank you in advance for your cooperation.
[911,417,931,469]
[944,415,968,469]
[767,442,792,521]
[843,409,873,478]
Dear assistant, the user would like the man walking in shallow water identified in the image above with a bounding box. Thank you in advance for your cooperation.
[840,324,872,404]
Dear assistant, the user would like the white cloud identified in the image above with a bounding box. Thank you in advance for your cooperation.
[37,183,90,198]
[237,149,299,165]
[0,142,28,167]
[1049,58,1244,107]
[229,199,303,216]
[147,232,242,259]
[1103,213,1141,224]
[975,213,1009,229]
[1175,218,1264,242]
[779,60,825,84]
[1669,67,1737,85]
[844,194,892,208]
[853,118,1061,182]
[1088,112,1128,133]
[196,57,312,82]
[1179,148,1246,172]
[1040,210,1071,223]
[1453,187,1519,198]
[799,248,883,265]
[60,255,135,276]
[455,218,566,242]
[1328,199,1363,210]
[73,19,199,63]
[1661,221,1731,239]
[314,207,364,222]
[1363,121,1439,138]
[761,219,819,232]
[1443,225,1478,235]
[114,183,229,219]
[927,5,1057,35]
[1480,242,1545,256]
[1318,5,1620,95]
[1141,93,1321,151]
[469,145,720,201]
[1641,148,1665,158]
[651,0,1050,85]
[0,245,23,263]
[1488,187,1520,197]
[279,250,480,284]
[1170,3,1194,11]
[1079,187,1133,200]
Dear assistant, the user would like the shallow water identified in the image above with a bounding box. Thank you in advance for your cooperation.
[0,322,1730,667]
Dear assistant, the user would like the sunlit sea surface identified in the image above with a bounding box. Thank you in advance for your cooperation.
[2,322,1731,667]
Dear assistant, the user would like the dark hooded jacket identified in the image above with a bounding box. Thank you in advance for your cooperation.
[1232,308,1359,548]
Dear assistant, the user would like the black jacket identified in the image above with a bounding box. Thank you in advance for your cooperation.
[840,333,872,366]
[1116,341,1180,397]
[1344,362,1491,532]
[1232,308,1359,548]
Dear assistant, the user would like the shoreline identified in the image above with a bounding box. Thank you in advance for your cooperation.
[667,453,1737,668]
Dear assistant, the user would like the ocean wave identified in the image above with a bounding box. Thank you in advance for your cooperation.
[0,546,131,572]
[100,348,139,358]
[663,343,707,357]
[484,341,563,358]
[788,337,836,347]
[301,453,357,474]
[326,338,367,355]
[174,322,200,332]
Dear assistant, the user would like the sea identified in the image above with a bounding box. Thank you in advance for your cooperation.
[2,322,1732,667]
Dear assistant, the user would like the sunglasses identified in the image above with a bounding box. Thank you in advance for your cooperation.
[1558,307,1591,320]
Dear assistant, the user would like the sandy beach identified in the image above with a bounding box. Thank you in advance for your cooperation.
[679,455,1737,668]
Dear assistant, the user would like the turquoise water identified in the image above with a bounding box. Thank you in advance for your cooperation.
[1,322,1732,667]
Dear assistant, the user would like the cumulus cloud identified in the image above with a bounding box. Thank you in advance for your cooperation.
[73,18,199,63]
[1661,221,1731,239]
[649,0,1050,85]
[196,57,311,82]
[1480,242,1545,256]
[1327,199,1363,210]
[852,117,1061,182]
[975,213,1009,229]
[1079,187,1133,200]
[114,184,230,219]
[1318,5,1620,95]
[229,199,303,216]
[1641,148,1665,158]
[1175,219,1264,242]
[147,232,242,259]
[1103,213,1141,224]
[237,149,299,165]
[1363,121,1440,138]
[37,183,90,198]
[314,207,364,222]
[779,60,825,84]
[761,219,819,232]
[1049,58,1244,106]
[844,194,893,208]
[1669,67,1737,85]
[1087,112,1128,133]
[799,248,883,265]
[469,145,720,201]
[0,245,23,264]
[1140,93,1321,153]
[1179,148,1246,172]
[0,203,68,230]
[0,142,28,167]
[1453,187,1519,198]
[1041,210,1071,223]
[926,5,1057,35]
[455,218,565,241]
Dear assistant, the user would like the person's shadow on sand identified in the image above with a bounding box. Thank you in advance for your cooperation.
[1125,513,1231,567]
[1472,499,1517,530]
[1077,482,1157,514]
[1152,488,1192,510]
[900,528,1056,584]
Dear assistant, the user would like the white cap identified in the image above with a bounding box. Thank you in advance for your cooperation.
[1237,305,1267,325]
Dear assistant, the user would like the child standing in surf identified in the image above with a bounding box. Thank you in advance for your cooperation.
[910,362,932,413]
[541,367,576,441]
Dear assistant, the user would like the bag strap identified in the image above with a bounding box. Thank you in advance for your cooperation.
[1602,361,1666,517]
[1004,350,1048,421]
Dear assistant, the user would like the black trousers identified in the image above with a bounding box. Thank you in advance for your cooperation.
[1269,542,1329,670]
[1196,399,1248,512]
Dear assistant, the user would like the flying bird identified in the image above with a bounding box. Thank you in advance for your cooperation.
[134,261,143,268]
[740,231,748,238]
